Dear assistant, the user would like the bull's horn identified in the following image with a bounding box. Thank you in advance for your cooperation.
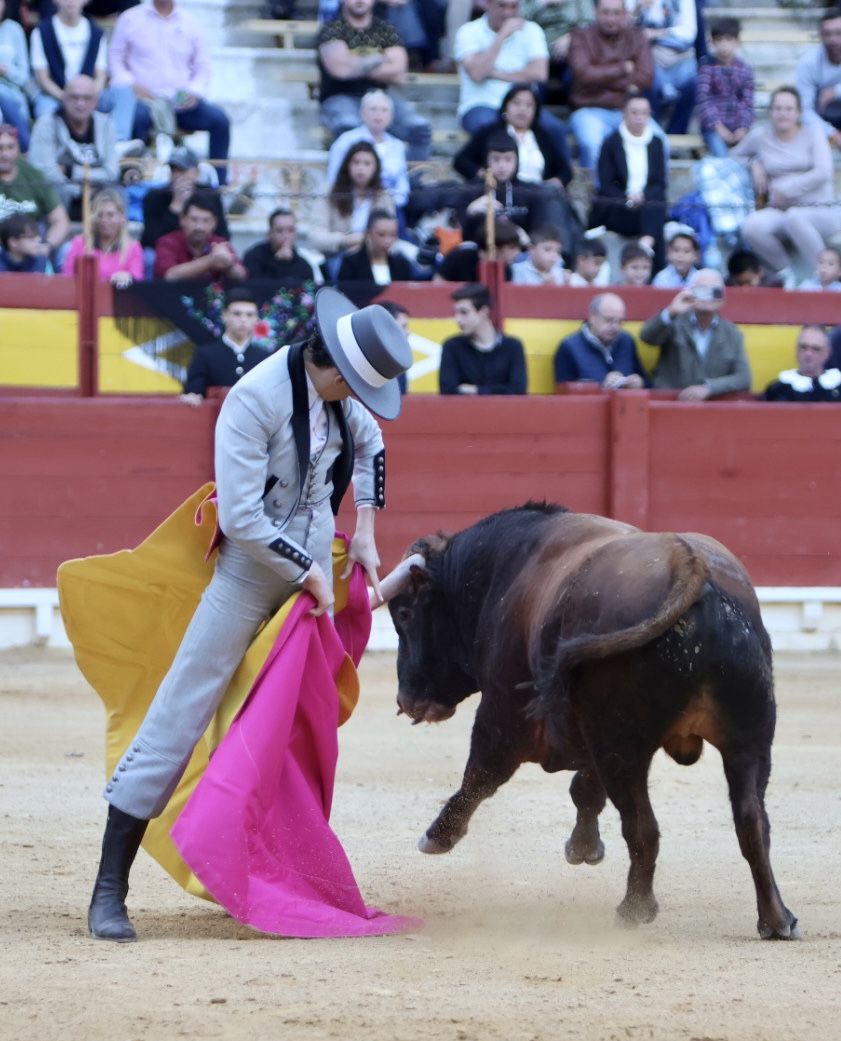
[369,552,427,610]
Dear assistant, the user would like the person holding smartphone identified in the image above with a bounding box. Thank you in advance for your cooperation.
[639,267,752,400]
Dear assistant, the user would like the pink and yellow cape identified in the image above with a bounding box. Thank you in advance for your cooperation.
[58,483,420,938]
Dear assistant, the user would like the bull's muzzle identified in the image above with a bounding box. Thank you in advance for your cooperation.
[397,689,457,725]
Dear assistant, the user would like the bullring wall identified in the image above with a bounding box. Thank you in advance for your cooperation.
[2,392,839,590]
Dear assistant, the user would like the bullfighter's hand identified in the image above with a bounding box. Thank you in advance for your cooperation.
[302,561,335,617]
[344,508,382,603]
[677,383,711,401]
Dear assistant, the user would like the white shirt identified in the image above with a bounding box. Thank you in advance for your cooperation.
[619,121,653,196]
[305,371,329,458]
[370,261,392,286]
[454,15,548,116]
[30,17,107,78]
[509,126,544,183]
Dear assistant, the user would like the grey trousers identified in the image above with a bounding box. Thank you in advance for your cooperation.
[741,205,841,273]
[105,504,336,820]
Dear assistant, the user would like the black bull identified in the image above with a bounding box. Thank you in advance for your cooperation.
[382,504,798,941]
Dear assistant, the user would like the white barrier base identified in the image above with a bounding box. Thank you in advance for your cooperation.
[2,588,841,654]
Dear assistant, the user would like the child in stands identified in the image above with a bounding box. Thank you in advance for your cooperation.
[511,225,567,285]
[696,18,755,158]
[568,238,609,287]
[652,228,700,288]
[617,242,653,286]
[0,214,50,273]
[798,247,841,292]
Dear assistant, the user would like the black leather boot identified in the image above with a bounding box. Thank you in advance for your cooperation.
[88,805,148,941]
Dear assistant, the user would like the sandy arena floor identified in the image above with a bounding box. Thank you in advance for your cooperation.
[0,646,839,1041]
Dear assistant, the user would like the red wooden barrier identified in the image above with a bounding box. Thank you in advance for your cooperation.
[2,395,839,589]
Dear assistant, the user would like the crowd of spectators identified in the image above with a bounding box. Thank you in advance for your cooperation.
[1,0,841,404]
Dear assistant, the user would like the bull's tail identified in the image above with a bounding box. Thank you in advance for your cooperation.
[528,535,710,723]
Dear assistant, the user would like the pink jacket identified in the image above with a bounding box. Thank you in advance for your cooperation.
[62,236,145,281]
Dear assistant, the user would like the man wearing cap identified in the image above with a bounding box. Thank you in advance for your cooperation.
[140,146,228,261]
[87,287,413,943]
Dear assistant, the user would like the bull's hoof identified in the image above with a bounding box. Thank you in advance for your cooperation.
[565,837,605,866]
[615,893,659,928]
[418,831,461,855]
[758,911,800,941]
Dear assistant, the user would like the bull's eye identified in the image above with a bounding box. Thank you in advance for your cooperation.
[394,606,412,627]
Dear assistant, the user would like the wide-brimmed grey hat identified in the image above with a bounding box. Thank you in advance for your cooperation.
[315,287,412,420]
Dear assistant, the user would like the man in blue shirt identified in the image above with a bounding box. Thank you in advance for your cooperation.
[554,292,647,389]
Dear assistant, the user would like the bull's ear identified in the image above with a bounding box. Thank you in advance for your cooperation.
[408,563,431,590]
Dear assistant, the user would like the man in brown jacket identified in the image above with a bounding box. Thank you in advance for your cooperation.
[640,268,752,400]
[568,0,654,169]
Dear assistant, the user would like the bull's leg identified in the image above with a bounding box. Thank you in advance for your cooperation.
[720,745,799,940]
[565,767,607,866]
[592,751,660,926]
[419,702,524,854]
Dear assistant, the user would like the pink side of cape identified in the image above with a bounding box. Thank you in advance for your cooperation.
[170,563,421,938]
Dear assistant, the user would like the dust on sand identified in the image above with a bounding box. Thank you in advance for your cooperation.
[1,647,839,1041]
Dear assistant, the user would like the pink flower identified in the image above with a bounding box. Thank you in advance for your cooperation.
[254,320,271,339]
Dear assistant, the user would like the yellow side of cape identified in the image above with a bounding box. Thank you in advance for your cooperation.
[58,483,360,901]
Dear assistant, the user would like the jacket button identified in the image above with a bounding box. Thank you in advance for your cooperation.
[106,785,113,793]
[133,745,140,752]
[119,764,126,772]
[279,479,289,488]
[126,755,133,762]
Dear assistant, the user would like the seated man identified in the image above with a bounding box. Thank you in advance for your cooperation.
[154,190,246,283]
[568,0,654,169]
[0,213,50,273]
[181,289,271,406]
[640,268,751,400]
[243,208,322,284]
[433,216,522,283]
[454,0,568,163]
[439,282,527,395]
[141,147,228,254]
[28,75,118,219]
[317,0,431,161]
[108,0,231,182]
[455,131,574,248]
[0,124,70,257]
[763,325,841,402]
[336,208,412,286]
[554,292,647,388]
[796,8,841,152]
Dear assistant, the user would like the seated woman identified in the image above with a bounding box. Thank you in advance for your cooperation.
[588,95,668,272]
[336,209,412,293]
[731,86,841,285]
[61,188,144,286]
[299,141,395,274]
[325,90,410,210]
[453,83,573,191]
